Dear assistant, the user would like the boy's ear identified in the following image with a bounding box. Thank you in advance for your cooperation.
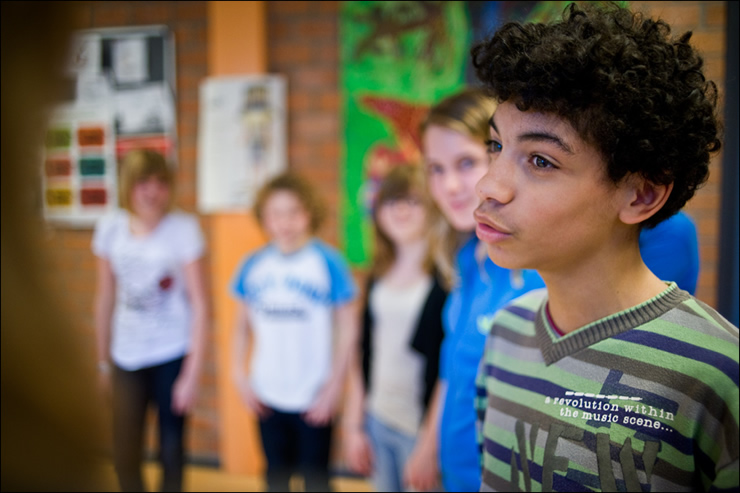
[618,175,673,226]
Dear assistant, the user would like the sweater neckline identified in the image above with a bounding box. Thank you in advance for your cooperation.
[535,282,690,365]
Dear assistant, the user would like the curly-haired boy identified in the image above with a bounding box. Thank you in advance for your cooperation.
[470,2,738,491]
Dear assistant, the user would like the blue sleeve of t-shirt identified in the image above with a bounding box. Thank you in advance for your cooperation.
[314,241,358,304]
[639,211,699,295]
[230,250,263,302]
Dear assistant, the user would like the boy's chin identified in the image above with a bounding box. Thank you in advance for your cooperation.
[484,245,529,270]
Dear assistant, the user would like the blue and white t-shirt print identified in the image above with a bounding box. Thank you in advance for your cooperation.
[230,239,357,412]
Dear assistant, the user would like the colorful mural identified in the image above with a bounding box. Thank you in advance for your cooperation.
[339,1,574,266]
[340,1,469,266]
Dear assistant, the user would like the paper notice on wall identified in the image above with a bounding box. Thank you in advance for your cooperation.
[44,25,177,228]
[115,84,175,135]
[67,32,102,77]
[76,73,113,103]
[197,75,287,213]
[113,36,149,84]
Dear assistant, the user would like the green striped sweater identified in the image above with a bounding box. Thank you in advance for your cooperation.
[475,283,739,492]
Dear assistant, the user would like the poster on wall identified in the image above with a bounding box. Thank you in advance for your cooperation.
[197,75,287,213]
[42,25,177,228]
[42,103,117,225]
[339,1,573,267]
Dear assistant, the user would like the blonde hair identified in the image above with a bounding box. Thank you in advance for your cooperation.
[370,164,440,279]
[253,172,327,234]
[118,149,175,213]
[421,88,496,146]
[421,88,498,289]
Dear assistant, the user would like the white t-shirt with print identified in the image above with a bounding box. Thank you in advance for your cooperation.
[230,240,357,412]
[92,210,205,370]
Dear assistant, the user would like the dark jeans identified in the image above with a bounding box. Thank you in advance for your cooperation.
[112,357,185,492]
[258,408,333,492]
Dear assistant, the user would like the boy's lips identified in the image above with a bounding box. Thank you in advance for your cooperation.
[474,204,513,242]
[473,205,512,234]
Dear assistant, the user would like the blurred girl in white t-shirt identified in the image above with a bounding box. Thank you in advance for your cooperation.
[92,149,208,492]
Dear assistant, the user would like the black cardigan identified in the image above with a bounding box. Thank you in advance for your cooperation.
[360,273,447,413]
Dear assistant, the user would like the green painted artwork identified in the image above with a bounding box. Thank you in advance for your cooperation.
[339,1,600,267]
[339,1,470,267]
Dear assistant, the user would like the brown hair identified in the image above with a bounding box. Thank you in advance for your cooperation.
[253,172,327,234]
[421,88,498,289]
[370,164,439,279]
[118,149,175,213]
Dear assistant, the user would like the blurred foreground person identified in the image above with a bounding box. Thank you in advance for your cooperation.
[1,1,111,491]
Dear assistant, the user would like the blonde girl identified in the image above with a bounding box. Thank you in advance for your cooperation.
[93,149,208,492]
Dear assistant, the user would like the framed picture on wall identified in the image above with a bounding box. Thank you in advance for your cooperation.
[42,25,176,228]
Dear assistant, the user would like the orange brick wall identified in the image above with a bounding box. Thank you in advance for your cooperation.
[267,1,343,247]
[632,1,727,309]
[40,1,728,465]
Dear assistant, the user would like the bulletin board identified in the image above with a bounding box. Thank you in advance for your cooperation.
[42,25,177,227]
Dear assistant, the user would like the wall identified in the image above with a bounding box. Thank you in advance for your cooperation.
[633,1,728,308]
[40,0,728,468]
[43,0,218,462]
[268,1,343,245]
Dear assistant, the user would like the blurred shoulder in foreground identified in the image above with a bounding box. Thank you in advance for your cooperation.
[1,1,111,490]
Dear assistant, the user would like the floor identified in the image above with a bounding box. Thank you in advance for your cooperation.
[101,462,374,492]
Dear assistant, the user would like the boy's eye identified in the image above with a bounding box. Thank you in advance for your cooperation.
[485,139,502,154]
[532,155,555,169]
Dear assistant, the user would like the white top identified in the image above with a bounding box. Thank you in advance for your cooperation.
[367,276,432,436]
[230,240,357,412]
[92,210,205,370]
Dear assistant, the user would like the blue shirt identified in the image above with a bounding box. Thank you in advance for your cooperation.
[438,236,545,492]
[639,211,699,294]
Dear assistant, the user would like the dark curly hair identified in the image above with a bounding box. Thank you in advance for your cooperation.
[471,2,721,228]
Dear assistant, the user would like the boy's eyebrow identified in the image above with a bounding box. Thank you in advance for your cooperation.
[490,114,574,155]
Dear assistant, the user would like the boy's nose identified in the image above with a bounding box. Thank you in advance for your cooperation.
[477,159,514,205]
